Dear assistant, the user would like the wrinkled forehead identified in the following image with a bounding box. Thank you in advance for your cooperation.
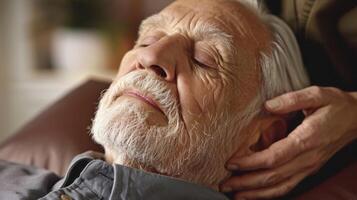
[160,0,270,48]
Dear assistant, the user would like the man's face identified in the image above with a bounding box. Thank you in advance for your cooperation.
[92,0,270,188]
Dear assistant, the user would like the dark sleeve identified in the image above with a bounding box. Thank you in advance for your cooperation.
[0,159,61,200]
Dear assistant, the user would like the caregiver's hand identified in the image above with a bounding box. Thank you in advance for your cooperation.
[222,86,357,200]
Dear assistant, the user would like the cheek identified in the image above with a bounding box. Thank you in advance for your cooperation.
[176,70,227,129]
[192,72,228,113]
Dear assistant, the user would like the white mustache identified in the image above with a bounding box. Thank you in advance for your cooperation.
[105,71,181,130]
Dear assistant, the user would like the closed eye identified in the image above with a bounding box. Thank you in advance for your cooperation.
[193,57,211,68]
[193,41,221,68]
[138,44,149,48]
[193,50,217,69]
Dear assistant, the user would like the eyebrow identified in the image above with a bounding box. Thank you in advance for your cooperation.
[138,14,236,63]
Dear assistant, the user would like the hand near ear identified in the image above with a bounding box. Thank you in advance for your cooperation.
[221,86,357,200]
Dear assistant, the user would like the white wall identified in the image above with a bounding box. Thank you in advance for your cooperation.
[0,0,11,142]
[0,0,114,143]
[0,0,36,142]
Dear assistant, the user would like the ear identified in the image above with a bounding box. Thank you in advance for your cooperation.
[250,117,288,151]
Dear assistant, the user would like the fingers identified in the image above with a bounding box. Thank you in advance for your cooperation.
[221,157,300,191]
[232,169,311,200]
[222,150,312,191]
[228,131,307,170]
[265,86,331,114]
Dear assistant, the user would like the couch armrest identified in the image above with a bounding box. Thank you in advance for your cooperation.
[0,79,110,175]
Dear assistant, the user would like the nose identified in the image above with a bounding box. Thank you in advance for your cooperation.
[136,35,180,82]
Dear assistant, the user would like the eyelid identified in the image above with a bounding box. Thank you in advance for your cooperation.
[194,50,217,68]
[194,43,219,68]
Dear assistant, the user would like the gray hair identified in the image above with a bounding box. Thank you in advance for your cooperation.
[233,0,310,129]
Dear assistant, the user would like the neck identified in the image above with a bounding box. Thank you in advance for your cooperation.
[104,150,222,191]
[105,150,161,173]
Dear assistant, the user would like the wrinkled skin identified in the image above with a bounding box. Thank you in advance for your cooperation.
[223,86,357,199]
[103,0,273,190]
[100,0,357,197]
[115,0,270,127]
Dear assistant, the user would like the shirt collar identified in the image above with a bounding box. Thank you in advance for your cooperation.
[54,151,229,200]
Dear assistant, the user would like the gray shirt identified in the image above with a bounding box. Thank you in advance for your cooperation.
[0,152,229,200]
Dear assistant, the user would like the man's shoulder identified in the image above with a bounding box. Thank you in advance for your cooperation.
[0,151,104,200]
[0,159,61,199]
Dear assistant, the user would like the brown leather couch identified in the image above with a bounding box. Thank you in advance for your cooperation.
[0,80,106,175]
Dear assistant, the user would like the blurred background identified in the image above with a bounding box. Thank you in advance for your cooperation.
[0,0,175,142]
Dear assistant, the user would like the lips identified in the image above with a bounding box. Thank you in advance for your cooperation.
[122,90,164,114]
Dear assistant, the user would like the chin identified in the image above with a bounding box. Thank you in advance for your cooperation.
[92,96,185,172]
[91,71,238,189]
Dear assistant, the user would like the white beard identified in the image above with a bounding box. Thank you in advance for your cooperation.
[91,71,238,189]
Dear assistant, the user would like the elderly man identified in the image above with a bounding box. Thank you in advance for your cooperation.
[1,0,357,199]
[90,0,311,196]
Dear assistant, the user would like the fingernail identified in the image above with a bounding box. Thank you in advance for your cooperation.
[221,186,232,193]
[266,99,280,109]
[226,164,239,170]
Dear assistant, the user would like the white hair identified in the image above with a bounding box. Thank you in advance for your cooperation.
[232,0,310,128]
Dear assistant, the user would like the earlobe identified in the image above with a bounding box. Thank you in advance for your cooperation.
[250,117,287,151]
